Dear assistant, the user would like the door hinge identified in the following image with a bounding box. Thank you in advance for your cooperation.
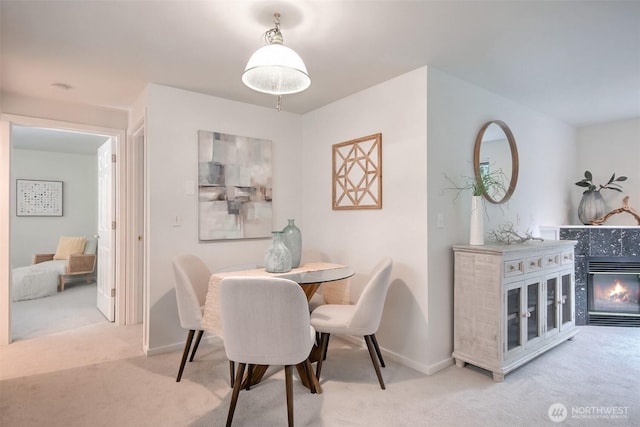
[112,221,116,230]
[111,288,116,298]
[112,154,116,163]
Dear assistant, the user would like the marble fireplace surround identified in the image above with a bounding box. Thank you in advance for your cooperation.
[557,226,640,325]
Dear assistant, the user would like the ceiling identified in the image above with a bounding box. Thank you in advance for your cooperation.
[2,0,640,133]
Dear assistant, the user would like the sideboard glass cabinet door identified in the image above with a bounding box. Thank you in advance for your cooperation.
[505,279,542,355]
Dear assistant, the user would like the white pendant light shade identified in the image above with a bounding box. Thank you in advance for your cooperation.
[242,12,310,105]
[242,44,310,95]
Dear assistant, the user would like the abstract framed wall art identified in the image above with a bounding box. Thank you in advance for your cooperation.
[198,130,273,240]
[16,179,63,216]
[332,133,382,210]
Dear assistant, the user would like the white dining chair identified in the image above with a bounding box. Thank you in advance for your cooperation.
[219,276,318,427]
[173,254,234,384]
[310,257,393,389]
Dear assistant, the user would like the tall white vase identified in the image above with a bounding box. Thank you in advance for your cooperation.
[469,195,484,245]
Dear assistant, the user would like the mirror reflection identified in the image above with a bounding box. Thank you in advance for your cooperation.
[473,120,519,204]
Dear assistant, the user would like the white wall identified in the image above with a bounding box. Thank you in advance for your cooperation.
[302,68,432,372]
[1,93,128,130]
[426,68,576,367]
[10,149,98,267]
[575,118,640,225]
[137,84,304,353]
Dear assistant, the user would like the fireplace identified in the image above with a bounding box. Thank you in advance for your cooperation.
[587,257,640,326]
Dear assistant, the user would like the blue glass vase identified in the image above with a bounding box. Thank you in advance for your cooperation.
[282,219,302,268]
[264,231,292,273]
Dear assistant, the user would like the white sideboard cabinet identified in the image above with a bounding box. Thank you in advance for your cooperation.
[452,240,579,382]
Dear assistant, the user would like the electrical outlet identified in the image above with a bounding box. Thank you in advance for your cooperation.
[172,215,182,227]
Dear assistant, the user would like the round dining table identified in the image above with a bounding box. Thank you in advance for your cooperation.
[200,262,355,393]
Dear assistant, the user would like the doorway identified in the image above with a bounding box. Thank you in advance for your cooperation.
[1,115,130,344]
[11,125,110,340]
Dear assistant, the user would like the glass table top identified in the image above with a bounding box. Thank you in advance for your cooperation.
[276,266,354,285]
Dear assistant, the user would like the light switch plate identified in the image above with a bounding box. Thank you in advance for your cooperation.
[185,180,195,196]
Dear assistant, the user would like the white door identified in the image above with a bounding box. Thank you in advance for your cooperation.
[97,139,115,321]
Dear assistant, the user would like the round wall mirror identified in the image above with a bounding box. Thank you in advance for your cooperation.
[473,120,519,204]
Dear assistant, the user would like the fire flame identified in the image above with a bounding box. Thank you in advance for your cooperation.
[608,280,630,303]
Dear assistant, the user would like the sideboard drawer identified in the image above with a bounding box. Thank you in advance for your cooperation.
[561,250,574,265]
[525,256,543,272]
[504,259,524,277]
[543,253,560,269]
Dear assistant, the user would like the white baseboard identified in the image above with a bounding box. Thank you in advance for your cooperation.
[333,334,454,375]
[144,331,454,376]
[144,333,222,356]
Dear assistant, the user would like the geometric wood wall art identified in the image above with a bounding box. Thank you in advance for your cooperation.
[16,179,63,216]
[332,133,382,210]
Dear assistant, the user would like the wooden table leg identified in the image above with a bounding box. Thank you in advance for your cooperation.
[302,283,321,301]
[305,358,322,394]
[295,359,322,394]
[240,364,269,388]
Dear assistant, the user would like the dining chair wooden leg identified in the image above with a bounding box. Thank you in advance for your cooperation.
[364,335,386,389]
[246,364,254,390]
[316,333,330,380]
[176,329,195,382]
[189,330,204,362]
[285,365,294,427]
[226,362,246,427]
[322,333,330,361]
[370,333,385,367]
[229,361,235,388]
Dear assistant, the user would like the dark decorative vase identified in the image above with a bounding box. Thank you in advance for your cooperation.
[578,191,606,225]
[264,231,292,273]
[282,219,302,268]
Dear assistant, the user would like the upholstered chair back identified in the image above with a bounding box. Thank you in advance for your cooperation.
[172,255,211,331]
[219,277,314,366]
[348,257,394,335]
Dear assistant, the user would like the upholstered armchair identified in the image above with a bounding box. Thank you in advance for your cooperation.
[32,236,97,292]
[12,236,97,301]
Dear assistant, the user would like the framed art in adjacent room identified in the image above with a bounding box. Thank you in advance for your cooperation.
[16,179,63,216]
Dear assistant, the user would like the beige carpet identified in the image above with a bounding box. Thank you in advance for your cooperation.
[0,323,638,426]
[11,280,106,341]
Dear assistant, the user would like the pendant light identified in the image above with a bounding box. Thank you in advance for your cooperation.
[242,13,310,111]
